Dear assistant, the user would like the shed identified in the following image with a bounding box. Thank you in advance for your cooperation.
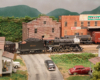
[97,45,100,57]
[0,37,5,77]
[2,51,14,75]
[89,57,100,64]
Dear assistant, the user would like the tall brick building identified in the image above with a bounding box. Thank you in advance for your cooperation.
[22,16,61,41]
[59,14,100,37]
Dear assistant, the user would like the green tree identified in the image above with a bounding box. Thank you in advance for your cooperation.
[91,62,100,80]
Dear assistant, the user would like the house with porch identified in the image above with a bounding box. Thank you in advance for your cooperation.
[0,37,14,77]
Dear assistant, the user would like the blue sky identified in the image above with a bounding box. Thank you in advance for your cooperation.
[0,0,100,14]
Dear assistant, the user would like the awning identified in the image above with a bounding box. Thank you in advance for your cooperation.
[87,26,100,29]
[89,57,100,64]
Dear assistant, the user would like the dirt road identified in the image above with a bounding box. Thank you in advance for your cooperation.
[21,54,64,80]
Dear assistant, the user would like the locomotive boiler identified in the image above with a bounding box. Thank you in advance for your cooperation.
[45,37,82,52]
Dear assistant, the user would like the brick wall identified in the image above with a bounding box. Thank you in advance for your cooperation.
[22,16,61,40]
[60,15,100,37]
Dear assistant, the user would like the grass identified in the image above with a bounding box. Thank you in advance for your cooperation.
[0,70,28,80]
[67,76,91,80]
[50,53,96,80]
[14,59,25,66]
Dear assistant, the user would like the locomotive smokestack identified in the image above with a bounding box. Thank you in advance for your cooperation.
[42,35,44,40]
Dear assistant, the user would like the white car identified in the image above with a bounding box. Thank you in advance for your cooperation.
[13,61,20,69]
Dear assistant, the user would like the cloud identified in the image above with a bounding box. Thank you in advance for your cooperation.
[0,0,100,14]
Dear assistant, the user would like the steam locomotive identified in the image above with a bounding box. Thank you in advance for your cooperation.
[17,37,83,54]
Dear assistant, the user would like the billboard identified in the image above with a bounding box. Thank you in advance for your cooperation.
[80,14,100,21]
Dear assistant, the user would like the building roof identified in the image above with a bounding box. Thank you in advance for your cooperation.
[97,45,100,49]
[0,37,5,49]
[89,57,100,64]
[87,26,100,29]
[43,38,54,40]
[2,51,14,59]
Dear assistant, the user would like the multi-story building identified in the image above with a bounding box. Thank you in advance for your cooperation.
[22,16,61,41]
[59,14,100,37]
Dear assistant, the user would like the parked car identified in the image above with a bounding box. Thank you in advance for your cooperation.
[44,60,56,71]
[68,65,92,75]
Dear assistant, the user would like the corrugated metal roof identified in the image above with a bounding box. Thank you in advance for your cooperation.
[89,57,100,64]
[2,51,14,59]
[88,26,100,29]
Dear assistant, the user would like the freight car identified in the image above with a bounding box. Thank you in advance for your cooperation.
[92,31,100,43]
[64,35,92,44]
[17,37,83,54]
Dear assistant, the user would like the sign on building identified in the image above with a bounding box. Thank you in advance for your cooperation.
[71,27,81,30]
[80,14,100,21]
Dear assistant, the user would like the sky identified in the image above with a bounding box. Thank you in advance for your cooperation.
[0,0,100,14]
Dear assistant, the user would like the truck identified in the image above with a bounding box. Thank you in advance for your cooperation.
[92,31,100,43]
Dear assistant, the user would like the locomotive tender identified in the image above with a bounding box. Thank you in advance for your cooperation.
[17,37,83,54]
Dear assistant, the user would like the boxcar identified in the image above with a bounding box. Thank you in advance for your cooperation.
[92,31,100,43]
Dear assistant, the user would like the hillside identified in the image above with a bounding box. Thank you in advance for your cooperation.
[47,8,79,18]
[81,6,100,14]
[0,5,41,17]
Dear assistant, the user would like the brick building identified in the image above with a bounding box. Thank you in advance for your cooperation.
[59,14,100,37]
[22,16,61,41]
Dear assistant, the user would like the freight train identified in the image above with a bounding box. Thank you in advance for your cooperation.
[64,31,100,44]
[17,37,83,54]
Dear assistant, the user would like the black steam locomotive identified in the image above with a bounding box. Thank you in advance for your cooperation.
[17,37,83,54]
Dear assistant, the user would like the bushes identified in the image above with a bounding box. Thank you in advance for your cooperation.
[91,62,100,80]
[51,53,96,64]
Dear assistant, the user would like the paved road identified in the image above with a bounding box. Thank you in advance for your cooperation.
[21,54,64,80]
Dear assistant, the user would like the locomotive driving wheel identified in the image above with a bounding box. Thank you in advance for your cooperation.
[52,47,57,52]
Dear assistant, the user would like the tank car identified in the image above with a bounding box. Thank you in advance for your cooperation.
[64,35,92,44]
[17,38,46,54]
[45,37,83,52]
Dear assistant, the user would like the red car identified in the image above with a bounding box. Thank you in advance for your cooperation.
[68,65,92,75]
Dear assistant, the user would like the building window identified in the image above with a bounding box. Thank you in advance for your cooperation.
[74,33,79,35]
[88,21,90,26]
[64,30,67,35]
[65,22,67,27]
[34,29,37,33]
[74,21,77,27]
[95,21,97,26]
[52,28,54,33]
[81,22,84,26]
[81,33,83,35]
[44,21,46,24]
[87,32,90,35]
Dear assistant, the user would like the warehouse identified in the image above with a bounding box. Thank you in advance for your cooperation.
[59,14,100,37]
[22,16,61,41]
